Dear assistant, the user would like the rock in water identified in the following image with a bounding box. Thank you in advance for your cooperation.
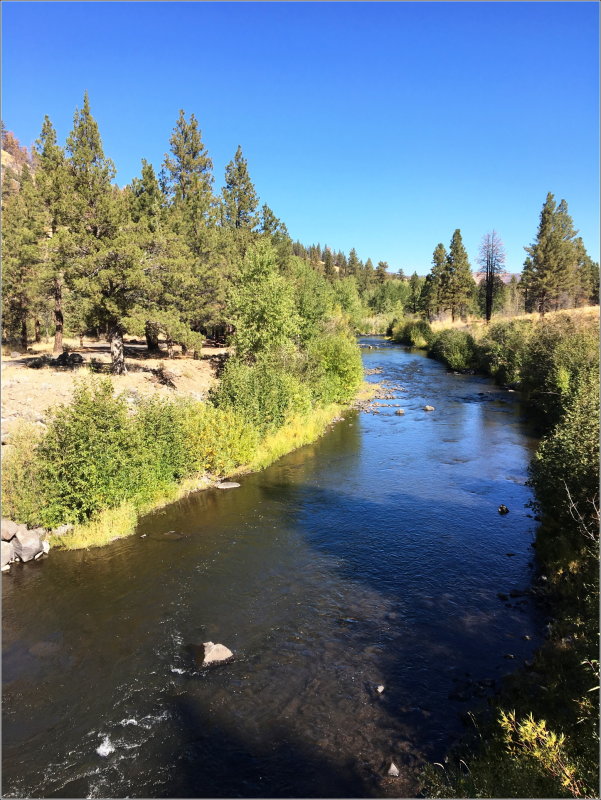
[1,540,14,568]
[498,504,509,515]
[424,405,435,412]
[1,518,20,541]
[216,482,240,489]
[395,409,405,415]
[387,762,400,777]
[376,684,385,693]
[12,528,43,562]
[202,641,234,665]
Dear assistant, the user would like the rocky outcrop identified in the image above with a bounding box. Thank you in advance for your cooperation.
[1,518,49,569]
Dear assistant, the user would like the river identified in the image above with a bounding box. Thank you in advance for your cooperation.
[2,337,543,798]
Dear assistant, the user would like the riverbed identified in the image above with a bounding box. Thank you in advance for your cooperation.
[2,338,543,797]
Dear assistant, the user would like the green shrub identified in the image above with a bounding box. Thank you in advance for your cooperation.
[521,314,600,429]
[182,403,258,475]
[36,378,139,527]
[430,329,477,371]
[477,319,535,385]
[1,422,44,526]
[213,356,312,433]
[529,370,599,541]
[307,331,363,405]
[392,319,434,348]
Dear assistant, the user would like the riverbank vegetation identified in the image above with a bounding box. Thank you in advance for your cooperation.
[408,309,600,798]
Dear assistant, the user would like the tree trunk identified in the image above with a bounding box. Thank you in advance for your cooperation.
[34,318,41,343]
[79,333,84,349]
[20,315,28,350]
[53,273,64,355]
[166,337,175,359]
[110,326,127,375]
[145,321,161,353]
[180,342,188,356]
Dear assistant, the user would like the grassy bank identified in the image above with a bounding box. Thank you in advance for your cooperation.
[3,375,373,552]
[396,309,600,798]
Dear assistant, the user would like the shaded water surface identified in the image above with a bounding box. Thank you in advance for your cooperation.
[2,339,542,797]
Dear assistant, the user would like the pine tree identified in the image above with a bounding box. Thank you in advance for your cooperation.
[376,261,389,284]
[1,166,46,348]
[129,159,163,231]
[407,272,423,314]
[441,229,473,321]
[347,248,360,277]
[323,248,335,279]
[524,193,579,315]
[477,230,506,322]
[222,145,258,230]
[34,116,72,353]
[419,243,446,320]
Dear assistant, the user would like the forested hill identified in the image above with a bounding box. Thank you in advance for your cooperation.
[2,93,599,373]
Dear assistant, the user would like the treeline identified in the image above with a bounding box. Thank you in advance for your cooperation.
[405,311,600,797]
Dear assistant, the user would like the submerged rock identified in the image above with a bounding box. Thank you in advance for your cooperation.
[216,482,240,489]
[387,762,400,777]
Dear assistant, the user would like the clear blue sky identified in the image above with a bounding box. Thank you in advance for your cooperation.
[3,1,599,273]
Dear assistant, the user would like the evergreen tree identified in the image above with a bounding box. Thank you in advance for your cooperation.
[419,243,446,320]
[129,159,163,231]
[406,272,423,314]
[524,193,579,315]
[34,116,72,353]
[347,248,360,277]
[376,260,389,283]
[1,165,45,348]
[222,145,258,230]
[441,229,473,321]
[323,248,335,279]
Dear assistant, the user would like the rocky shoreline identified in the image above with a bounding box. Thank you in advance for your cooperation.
[1,518,57,571]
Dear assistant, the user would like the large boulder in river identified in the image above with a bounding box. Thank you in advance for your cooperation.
[12,527,44,562]
[1,518,20,541]
[202,641,234,665]
[1,540,14,567]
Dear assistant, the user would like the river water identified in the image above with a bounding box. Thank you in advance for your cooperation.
[2,338,543,798]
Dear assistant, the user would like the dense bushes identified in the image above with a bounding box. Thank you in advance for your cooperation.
[477,319,534,386]
[212,355,312,434]
[391,318,434,348]
[307,331,364,405]
[429,328,477,371]
[1,378,260,528]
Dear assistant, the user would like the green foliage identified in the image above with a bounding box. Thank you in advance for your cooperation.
[521,314,600,428]
[229,240,300,359]
[529,370,599,544]
[307,330,363,405]
[391,318,434,348]
[430,328,477,371]
[213,355,312,434]
[477,318,534,385]
[1,423,44,526]
[181,402,259,474]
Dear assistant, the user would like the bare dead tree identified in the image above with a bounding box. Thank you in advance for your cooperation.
[478,231,506,322]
